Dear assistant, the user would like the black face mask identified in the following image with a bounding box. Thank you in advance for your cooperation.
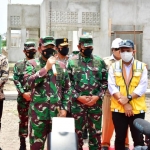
[42,48,56,59]
[81,48,93,57]
[58,47,69,56]
[25,51,36,59]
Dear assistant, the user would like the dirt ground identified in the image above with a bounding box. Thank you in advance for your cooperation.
[0,71,150,150]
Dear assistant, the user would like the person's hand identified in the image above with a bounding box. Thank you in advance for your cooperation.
[23,92,31,101]
[44,56,57,71]
[77,96,91,104]
[59,110,67,117]
[84,96,99,106]
[118,95,129,105]
[123,103,134,117]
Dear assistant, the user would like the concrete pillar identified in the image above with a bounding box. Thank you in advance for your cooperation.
[78,28,82,38]
[142,25,150,70]
[68,31,73,52]
[7,28,11,50]
[7,28,12,60]
[93,31,101,56]
[99,0,110,57]
[21,28,26,50]
[73,31,78,51]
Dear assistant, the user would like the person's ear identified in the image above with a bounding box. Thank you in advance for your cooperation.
[133,49,136,55]
[77,45,81,50]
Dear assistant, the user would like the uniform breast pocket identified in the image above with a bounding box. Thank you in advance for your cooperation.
[74,71,83,81]
[88,67,101,85]
[72,67,83,81]
[130,72,141,87]
[114,73,124,86]
[89,67,101,80]
[56,74,63,86]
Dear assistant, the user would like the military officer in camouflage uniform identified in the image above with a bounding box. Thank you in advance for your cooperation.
[67,35,108,150]
[55,38,73,117]
[0,54,9,131]
[23,36,71,150]
[13,42,37,150]
[55,38,70,64]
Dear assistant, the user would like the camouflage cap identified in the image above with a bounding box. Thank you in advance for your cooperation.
[55,38,69,47]
[39,36,55,46]
[79,35,93,47]
[119,40,134,49]
[24,41,36,50]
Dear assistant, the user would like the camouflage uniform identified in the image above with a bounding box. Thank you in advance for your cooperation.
[0,54,9,130]
[13,59,30,137]
[67,53,108,150]
[13,42,36,141]
[55,38,71,117]
[24,56,71,150]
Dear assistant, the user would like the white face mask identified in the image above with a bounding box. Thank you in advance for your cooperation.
[120,51,133,62]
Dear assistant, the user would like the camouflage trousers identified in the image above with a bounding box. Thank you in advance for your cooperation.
[17,96,30,137]
[29,116,52,150]
[71,103,102,150]
[29,102,59,150]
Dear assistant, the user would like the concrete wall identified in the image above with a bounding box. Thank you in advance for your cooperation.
[7,4,40,62]
[109,0,150,68]
[7,0,150,67]
[7,4,40,28]
[40,0,101,56]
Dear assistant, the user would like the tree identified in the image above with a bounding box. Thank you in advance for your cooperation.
[2,40,6,47]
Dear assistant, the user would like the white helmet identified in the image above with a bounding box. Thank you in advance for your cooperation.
[111,38,122,48]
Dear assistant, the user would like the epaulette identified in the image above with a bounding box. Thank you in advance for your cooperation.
[103,56,111,61]
[102,56,114,67]
[93,54,103,61]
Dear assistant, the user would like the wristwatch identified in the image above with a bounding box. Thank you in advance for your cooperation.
[127,95,132,101]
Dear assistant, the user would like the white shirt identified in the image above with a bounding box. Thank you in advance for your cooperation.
[108,59,148,96]
[110,54,116,61]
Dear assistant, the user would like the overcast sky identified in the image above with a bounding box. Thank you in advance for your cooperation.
[0,0,43,34]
